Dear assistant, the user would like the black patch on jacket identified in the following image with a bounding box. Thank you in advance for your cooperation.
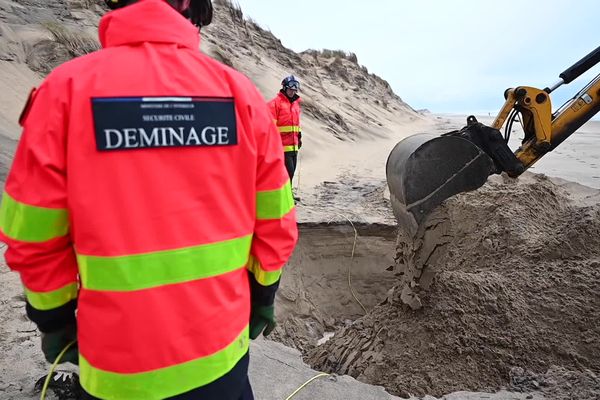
[91,96,237,151]
[248,271,280,306]
[26,299,77,333]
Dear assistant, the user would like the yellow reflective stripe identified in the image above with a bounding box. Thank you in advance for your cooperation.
[283,145,298,152]
[24,282,78,311]
[246,255,282,286]
[256,181,294,220]
[77,235,252,292]
[0,191,69,242]
[277,125,301,133]
[80,326,249,400]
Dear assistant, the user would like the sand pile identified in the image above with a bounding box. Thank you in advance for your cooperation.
[308,173,600,398]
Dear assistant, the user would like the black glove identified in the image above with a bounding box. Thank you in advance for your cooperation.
[297,131,302,149]
[41,323,78,365]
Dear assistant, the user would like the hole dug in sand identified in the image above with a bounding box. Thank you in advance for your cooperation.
[270,222,399,352]
[281,175,600,399]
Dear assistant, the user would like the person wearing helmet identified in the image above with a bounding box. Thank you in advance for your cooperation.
[268,75,302,193]
[0,0,297,399]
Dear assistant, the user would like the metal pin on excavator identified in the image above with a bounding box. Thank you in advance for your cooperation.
[387,45,600,236]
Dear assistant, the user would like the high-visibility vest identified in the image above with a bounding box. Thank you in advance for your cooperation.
[0,1,298,398]
[268,91,301,152]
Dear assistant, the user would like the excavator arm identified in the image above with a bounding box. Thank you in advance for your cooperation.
[387,45,600,236]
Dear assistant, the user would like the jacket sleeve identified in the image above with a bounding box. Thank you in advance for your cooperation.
[0,78,78,332]
[267,97,279,125]
[247,94,298,306]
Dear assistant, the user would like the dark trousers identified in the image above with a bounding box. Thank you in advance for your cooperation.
[239,378,254,400]
[284,151,298,180]
[81,353,253,400]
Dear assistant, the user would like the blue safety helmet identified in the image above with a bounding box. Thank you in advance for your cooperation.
[282,75,300,91]
[104,0,213,27]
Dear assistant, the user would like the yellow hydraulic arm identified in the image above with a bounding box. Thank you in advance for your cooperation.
[492,46,600,175]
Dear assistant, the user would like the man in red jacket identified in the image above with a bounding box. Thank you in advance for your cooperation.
[0,1,297,399]
[268,76,302,186]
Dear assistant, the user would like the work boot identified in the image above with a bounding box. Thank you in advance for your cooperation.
[34,370,81,400]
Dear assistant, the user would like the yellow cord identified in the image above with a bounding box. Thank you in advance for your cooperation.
[40,340,77,400]
[327,214,368,315]
[284,372,331,400]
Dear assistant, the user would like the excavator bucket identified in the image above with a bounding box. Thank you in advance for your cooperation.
[386,132,495,236]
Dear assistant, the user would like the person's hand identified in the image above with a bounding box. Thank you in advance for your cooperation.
[41,324,78,364]
[249,304,276,339]
[297,132,302,149]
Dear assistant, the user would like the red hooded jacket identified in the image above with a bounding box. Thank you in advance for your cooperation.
[268,91,302,152]
[0,1,297,398]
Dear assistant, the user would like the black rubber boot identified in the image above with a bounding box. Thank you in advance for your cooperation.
[34,370,81,400]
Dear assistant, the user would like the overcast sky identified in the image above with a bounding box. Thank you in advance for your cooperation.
[235,0,599,115]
